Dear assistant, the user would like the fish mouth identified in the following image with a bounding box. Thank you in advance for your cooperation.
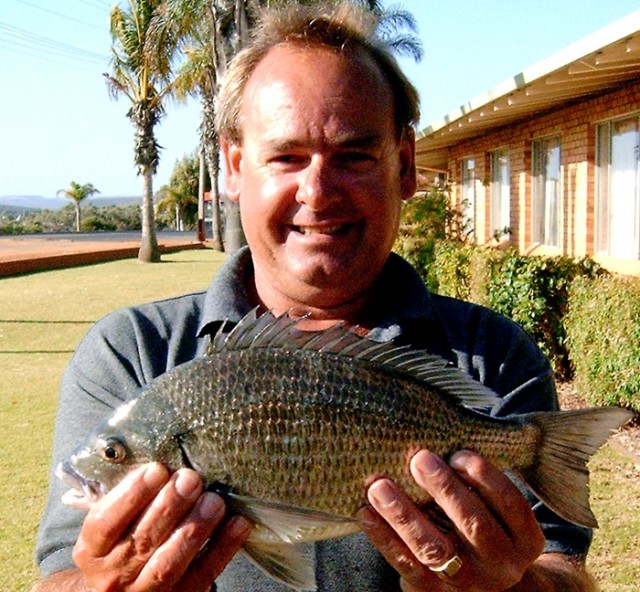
[56,462,105,510]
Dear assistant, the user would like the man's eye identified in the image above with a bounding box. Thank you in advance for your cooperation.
[269,154,306,167]
[338,152,376,167]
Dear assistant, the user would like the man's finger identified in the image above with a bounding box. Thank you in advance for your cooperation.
[137,492,228,589]
[410,450,514,554]
[81,463,170,557]
[364,478,458,572]
[181,514,253,588]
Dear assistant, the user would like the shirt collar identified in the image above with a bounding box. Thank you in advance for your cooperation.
[197,247,440,342]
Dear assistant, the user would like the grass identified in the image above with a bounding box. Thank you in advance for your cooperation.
[0,250,226,592]
[588,446,640,590]
[1,249,639,591]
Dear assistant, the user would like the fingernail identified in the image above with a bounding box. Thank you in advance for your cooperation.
[198,493,225,520]
[175,470,201,499]
[355,506,379,528]
[449,451,473,472]
[228,515,252,539]
[411,450,443,477]
[368,479,397,508]
[142,463,168,489]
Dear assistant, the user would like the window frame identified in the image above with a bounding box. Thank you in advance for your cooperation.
[532,135,562,247]
[460,156,476,238]
[490,147,510,238]
[595,112,640,260]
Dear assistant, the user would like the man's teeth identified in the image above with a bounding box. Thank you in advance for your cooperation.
[297,225,345,235]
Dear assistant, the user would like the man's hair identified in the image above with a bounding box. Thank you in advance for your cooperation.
[215,1,420,143]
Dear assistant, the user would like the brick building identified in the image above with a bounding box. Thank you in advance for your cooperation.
[415,10,640,275]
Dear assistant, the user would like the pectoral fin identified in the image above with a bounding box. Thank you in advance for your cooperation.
[226,492,360,544]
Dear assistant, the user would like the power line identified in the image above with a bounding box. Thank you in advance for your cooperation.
[72,0,113,12]
[0,39,106,72]
[13,0,108,31]
[0,21,107,65]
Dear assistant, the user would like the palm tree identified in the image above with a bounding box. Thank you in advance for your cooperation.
[351,0,423,62]
[56,181,100,232]
[156,184,198,230]
[164,0,231,251]
[105,0,182,263]
[156,152,199,230]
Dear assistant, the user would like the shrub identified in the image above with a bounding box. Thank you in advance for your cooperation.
[394,183,471,292]
[404,236,602,379]
[82,216,117,232]
[486,253,603,379]
[394,185,611,381]
[566,275,640,412]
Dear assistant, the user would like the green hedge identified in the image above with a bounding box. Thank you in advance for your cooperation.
[420,242,602,379]
[394,188,639,410]
[566,275,640,411]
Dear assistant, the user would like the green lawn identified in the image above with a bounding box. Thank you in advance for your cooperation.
[1,249,638,591]
[0,250,226,592]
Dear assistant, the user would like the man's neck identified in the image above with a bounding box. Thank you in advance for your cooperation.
[248,275,377,332]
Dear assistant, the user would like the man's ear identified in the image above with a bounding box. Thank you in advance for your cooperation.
[220,137,242,203]
[399,127,417,201]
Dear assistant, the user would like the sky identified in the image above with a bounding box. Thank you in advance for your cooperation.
[2,0,640,199]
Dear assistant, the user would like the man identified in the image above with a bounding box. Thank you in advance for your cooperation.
[35,3,597,591]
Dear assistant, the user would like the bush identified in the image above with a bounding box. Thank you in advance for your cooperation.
[486,253,602,379]
[394,183,471,292]
[566,275,640,412]
[402,235,603,379]
[82,216,117,232]
[393,185,625,383]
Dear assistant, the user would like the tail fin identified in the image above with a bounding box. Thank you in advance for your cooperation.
[522,406,633,528]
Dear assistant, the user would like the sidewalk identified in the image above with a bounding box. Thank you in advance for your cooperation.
[0,233,205,277]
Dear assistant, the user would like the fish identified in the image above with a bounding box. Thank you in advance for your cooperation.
[57,309,633,591]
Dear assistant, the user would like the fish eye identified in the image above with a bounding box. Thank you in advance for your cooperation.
[100,439,127,463]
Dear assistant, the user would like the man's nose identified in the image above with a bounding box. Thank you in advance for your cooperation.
[295,156,341,210]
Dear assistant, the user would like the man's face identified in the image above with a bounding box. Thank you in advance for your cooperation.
[222,43,416,314]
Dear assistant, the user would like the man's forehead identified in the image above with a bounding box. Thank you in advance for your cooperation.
[240,43,396,144]
[260,130,389,151]
[246,41,389,97]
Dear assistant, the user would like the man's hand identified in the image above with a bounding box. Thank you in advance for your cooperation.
[358,449,558,591]
[70,463,251,592]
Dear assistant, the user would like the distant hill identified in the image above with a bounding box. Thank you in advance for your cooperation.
[89,196,141,208]
[0,195,140,210]
[0,196,66,210]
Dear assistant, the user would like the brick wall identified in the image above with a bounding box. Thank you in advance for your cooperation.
[444,79,640,274]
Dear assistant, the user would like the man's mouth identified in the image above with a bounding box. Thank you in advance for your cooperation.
[292,223,351,236]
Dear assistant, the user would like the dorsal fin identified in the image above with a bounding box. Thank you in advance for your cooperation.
[207,310,500,411]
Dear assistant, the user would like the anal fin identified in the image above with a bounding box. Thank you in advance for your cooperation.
[242,541,316,591]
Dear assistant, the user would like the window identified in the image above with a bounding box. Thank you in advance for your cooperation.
[461,157,476,237]
[596,114,640,260]
[490,149,510,237]
[532,136,561,246]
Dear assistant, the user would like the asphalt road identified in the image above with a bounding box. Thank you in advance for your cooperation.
[0,230,198,244]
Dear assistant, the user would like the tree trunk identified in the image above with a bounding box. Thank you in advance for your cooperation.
[200,90,225,251]
[75,203,81,233]
[138,166,161,262]
[224,198,246,254]
[204,140,225,252]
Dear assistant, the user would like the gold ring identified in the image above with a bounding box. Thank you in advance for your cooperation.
[429,554,463,578]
